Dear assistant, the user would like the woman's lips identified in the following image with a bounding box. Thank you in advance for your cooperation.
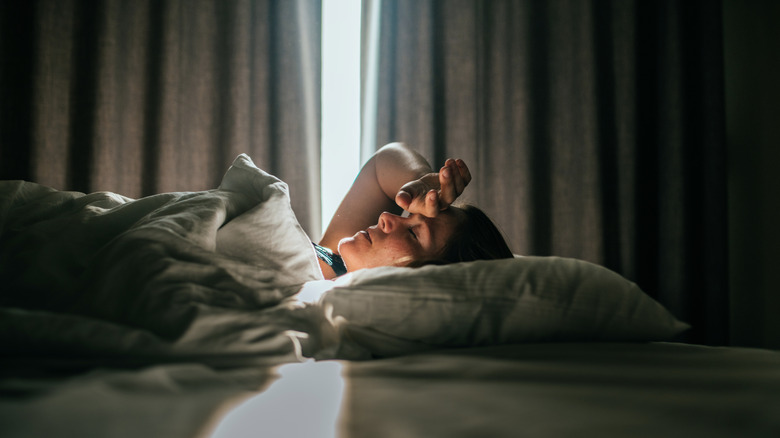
[361,230,372,244]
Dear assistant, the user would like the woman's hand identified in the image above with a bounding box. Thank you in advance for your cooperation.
[319,143,468,251]
[395,158,472,217]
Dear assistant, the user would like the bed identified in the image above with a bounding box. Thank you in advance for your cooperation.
[2,155,778,437]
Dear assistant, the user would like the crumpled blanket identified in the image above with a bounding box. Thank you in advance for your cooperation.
[0,154,335,367]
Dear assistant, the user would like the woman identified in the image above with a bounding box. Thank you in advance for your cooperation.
[314,143,513,279]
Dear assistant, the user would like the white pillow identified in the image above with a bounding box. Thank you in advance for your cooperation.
[216,154,323,284]
[318,256,689,357]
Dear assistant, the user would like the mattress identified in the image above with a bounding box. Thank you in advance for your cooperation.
[2,342,778,437]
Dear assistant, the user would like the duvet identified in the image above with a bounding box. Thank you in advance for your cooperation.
[0,154,336,367]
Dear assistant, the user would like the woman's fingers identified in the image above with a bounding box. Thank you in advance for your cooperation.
[395,190,412,210]
[448,160,466,195]
[419,190,436,217]
[439,165,457,206]
[395,160,471,217]
[438,158,470,207]
[397,189,437,217]
[456,159,472,185]
[451,159,470,194]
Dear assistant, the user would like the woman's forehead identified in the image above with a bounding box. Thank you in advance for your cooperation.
[415,207,463,227]
[436,206,466,226]
[423,207,465,248]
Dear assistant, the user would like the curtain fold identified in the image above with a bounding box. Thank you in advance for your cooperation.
[0,0,322,236]
[367,0,727,345]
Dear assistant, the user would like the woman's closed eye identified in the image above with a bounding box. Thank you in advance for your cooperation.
[408,227,418,240]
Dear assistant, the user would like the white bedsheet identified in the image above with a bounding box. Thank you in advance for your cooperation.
[3,342,778,437]
[338,342,780,437]
[0,154,333,366]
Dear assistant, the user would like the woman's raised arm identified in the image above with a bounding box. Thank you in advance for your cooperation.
[318,142,470,251]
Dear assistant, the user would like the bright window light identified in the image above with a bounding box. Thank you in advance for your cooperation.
[321,0,362,236]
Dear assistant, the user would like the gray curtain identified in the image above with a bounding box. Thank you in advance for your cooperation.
[0,0,322,236]
[368,0,727,345]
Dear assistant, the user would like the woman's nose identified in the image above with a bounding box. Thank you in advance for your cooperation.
[378,212,399,232]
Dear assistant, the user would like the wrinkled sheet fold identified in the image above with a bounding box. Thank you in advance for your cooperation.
[0,154,332,365]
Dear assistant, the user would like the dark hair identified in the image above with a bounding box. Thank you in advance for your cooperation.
[410,204,513,267]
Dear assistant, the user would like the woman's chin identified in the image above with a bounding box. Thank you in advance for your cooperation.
[336,236,354,254]
[336,240,359,271]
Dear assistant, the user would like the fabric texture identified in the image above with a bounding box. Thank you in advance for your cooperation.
[365,0,727,345]
[0,154,330,365]
[339,342,780,438]
[0,0,323,237]
[318,256,689,358]
[4,343,780,438]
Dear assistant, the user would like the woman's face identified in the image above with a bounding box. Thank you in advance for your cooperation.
[338,208,465,271]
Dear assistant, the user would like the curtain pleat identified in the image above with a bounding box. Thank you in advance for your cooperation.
[0,0,322,236]
[368,0,727,345]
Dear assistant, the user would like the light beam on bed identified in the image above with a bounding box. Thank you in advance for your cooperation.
[321,0,362,236]
[209,361,347,438]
